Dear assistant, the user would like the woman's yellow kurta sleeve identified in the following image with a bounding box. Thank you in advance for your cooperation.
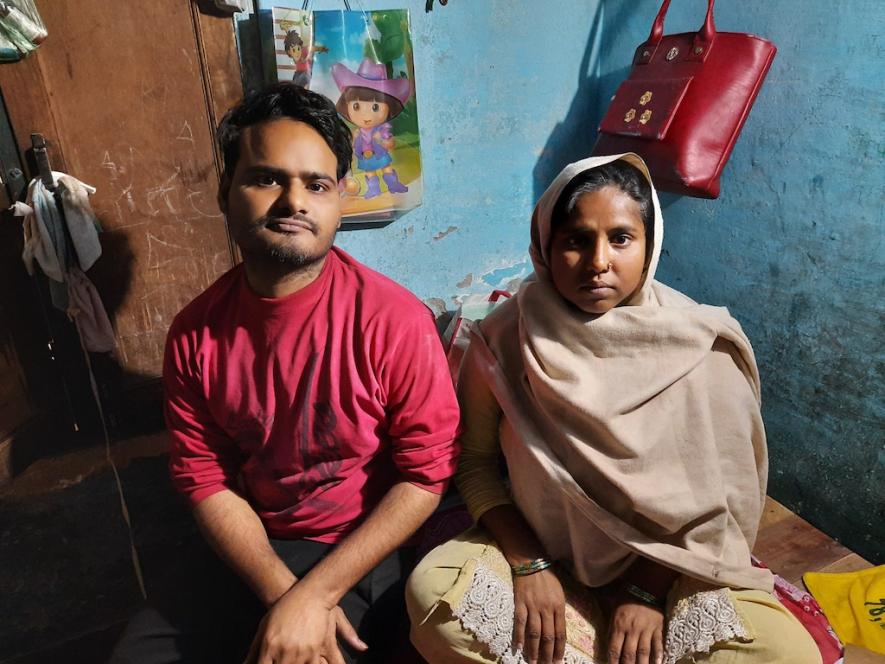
[454,342,514,522]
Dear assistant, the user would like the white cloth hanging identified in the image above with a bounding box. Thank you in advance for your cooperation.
[17,187,64,282]
[213,0,250,12]
[67,266,116,353]
[13,171,115,351]
[58,174,101,271]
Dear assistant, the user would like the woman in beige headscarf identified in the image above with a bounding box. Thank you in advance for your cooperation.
[406,155,821,664]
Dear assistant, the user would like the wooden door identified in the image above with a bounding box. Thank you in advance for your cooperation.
[0,0,243,476]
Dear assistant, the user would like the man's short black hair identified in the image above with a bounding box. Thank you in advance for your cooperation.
[217,82,353,183]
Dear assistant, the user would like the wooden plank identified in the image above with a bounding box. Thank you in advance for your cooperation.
[191,0,244,263]
[844,644,885,663]
[193,0,245,140]
[754,497,871,586]
[0,431,167,500]
[758,496,794,530]
[755,525,851,586]
[817,553,873,576]
[0,49,68,175]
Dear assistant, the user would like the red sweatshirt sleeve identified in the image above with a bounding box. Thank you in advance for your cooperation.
[164,318,243,506]
[380,308,461,493]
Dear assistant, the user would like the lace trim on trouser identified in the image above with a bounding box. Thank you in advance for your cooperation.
[451,562,598,664]
[664,587,750,664]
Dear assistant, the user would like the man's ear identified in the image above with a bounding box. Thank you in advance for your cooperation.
[217,176,230,215]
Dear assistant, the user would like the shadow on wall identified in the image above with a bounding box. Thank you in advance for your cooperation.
[532,0,648,203]
[531,2,604,203]
[0,201,164,482]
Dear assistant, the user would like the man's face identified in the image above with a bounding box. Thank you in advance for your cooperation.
[221,119,341,271]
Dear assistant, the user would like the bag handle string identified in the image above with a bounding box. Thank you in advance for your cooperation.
[302,0,353,10]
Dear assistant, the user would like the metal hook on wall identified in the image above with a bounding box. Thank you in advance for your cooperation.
[30,132,54,189]
[425,0,448,12]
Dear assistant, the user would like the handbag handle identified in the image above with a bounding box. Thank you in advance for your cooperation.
[647,0,717,46]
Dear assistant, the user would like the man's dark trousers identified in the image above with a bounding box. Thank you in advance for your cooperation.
[108,535,415,664]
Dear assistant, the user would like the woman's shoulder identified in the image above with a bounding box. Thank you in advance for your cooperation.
[650,280,699,307]
[651,281,761,399]
[651,281,750,341]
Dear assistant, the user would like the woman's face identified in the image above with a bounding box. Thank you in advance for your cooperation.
[549,186,648,315]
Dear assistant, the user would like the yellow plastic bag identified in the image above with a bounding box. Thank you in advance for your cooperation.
[805,566,885,655]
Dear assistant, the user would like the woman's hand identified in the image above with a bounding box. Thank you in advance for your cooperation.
[607,595,664,664]
[476,505,566,663]
[512,569,566,664]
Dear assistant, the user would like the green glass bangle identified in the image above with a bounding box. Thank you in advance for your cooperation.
[623,583,665,608]
[511,558,553,577]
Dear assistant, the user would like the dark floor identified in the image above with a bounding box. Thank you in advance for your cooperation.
[0,432,194,664]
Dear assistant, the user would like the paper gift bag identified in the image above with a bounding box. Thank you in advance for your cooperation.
[260,2,423,228]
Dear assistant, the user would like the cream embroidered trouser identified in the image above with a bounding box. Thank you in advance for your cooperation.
[406,532,822,664]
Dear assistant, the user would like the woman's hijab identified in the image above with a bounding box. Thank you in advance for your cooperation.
[474,153,773,591]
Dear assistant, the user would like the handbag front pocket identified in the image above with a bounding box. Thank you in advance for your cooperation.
[598,76,693,140]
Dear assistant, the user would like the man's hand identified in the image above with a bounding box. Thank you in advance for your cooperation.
[606,595,664,664]
[195,484,439,662]
[244,584,368,664]
[324,607,367,664]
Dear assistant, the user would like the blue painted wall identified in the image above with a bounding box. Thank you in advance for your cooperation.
[595,0,884,562]
[240,1,883,560]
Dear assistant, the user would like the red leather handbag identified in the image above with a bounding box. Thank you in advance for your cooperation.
[593,0,776,198]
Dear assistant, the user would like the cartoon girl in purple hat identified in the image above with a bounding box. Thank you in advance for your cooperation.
[332,59,412,199]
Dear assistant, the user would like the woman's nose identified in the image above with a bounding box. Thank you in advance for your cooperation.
[589,240,611,273]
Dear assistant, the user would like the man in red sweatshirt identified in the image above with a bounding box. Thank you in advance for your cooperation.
[111,83,460,664]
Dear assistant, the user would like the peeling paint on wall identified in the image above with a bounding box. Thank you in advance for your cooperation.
[423,298,447,319]
[480,260,531,289]
[456,273,473,288]
[432,226,458,241]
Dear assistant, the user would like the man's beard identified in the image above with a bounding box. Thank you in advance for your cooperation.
[265,241,324,268]
[240,214,336,269]
[266,244,317,267]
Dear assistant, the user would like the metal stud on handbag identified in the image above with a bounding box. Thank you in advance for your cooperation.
[593,0,777,199]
